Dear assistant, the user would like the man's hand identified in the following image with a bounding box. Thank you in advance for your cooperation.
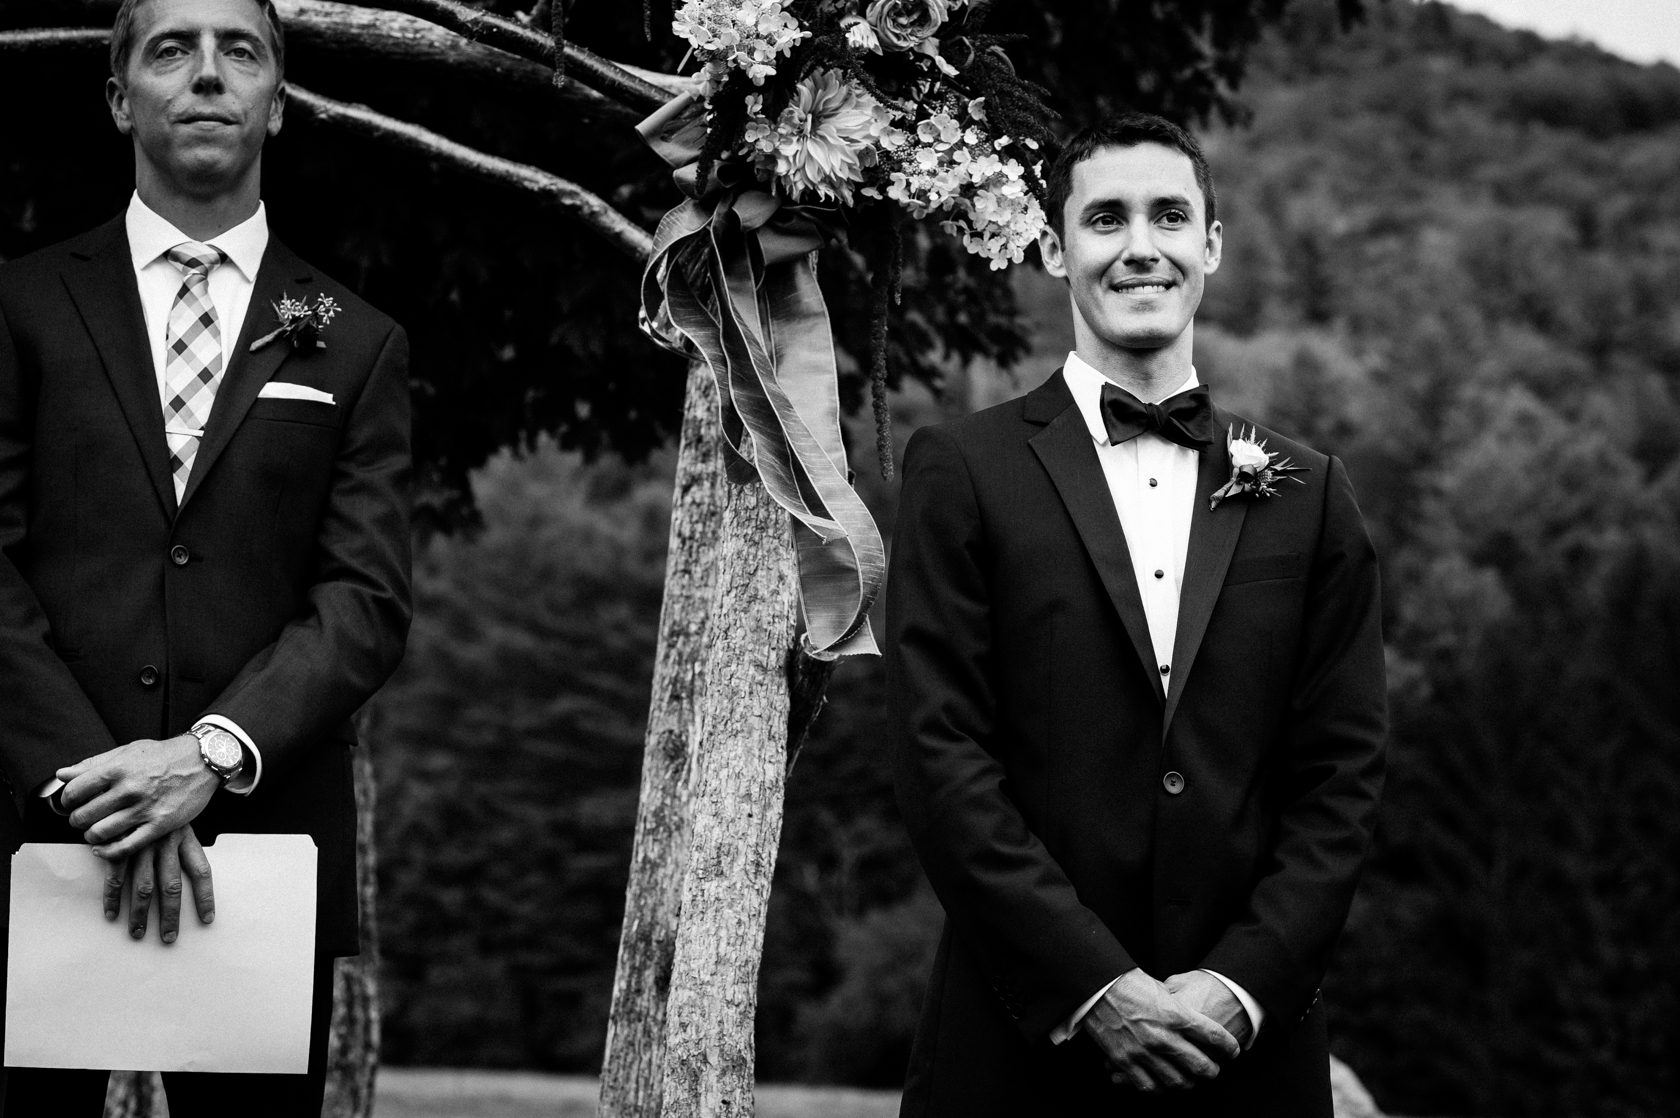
[1083,968,1241,1092]
[56,734,220,860]
[102,825,216,943]
[1166,971,1254,1049]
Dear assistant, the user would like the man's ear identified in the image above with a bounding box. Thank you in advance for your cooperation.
[106,77,134,136]
[267,80,287,137]
[1039,225,1067,280]
[1203,219,1223,276]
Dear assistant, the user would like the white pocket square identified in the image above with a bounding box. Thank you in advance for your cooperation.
[258,382,336,405]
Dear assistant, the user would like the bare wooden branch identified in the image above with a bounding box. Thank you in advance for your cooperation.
[33,0,671,116]
[279,0,634,123]
[344,0,669,111]
[285,84,653,262]
[0,28,107,51]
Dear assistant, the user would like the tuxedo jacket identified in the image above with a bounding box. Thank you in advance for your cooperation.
[0,215,412,960]
[887,371,1386,1115]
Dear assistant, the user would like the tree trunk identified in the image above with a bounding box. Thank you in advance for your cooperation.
[657,476,799,1118]
[599,361,726,1118]
[322,720,383,1118]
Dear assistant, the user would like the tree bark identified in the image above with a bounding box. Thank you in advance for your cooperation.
[598,361,725,1118]
[322,720,383,1118]
[657,473,800,1118]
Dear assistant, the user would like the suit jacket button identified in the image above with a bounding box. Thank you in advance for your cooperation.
[1162,771,1185,795]
[170,545,190,566]
[139,665,159,687]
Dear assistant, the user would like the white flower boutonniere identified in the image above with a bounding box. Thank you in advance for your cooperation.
[250,293,341,353]
[1210,425,1309,510]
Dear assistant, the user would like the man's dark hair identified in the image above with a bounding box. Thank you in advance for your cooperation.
[109,0,287,80]
[1043,113,1217,236]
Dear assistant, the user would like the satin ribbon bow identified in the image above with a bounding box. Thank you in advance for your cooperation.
[1099,382,1216,451]
[637,92,883,659]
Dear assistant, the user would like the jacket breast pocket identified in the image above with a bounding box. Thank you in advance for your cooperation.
[1224,552,1305,587]
[246,397,340,430]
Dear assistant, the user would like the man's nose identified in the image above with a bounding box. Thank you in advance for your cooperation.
[188,41,226,93]
[1119,215,1160,264]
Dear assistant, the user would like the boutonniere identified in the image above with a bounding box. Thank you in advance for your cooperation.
[250,293,341,353]
[1210,425,1309,509]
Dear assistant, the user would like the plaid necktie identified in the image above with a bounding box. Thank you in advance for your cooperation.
[162,243,227,501]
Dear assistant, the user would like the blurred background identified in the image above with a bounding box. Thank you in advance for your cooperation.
[4,1,1679,1115]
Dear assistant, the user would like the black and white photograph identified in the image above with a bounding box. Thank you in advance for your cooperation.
[0,0,1675,1116]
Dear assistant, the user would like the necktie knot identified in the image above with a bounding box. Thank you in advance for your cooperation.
[166,243,225,278]
[1099,381,1216,451]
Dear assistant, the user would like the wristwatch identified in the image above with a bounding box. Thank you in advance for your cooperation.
[191,724,246,785]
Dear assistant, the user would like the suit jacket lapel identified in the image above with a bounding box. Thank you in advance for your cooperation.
[178,239,312,512]
[1163,408,1248,734]
[1027,373,1166,704]
[60,218,178,520]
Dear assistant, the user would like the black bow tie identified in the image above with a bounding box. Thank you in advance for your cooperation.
[1099,382,1216,451]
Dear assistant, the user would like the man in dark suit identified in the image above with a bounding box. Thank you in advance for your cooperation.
[0,0,410,1113]
[888,113,1387,1115]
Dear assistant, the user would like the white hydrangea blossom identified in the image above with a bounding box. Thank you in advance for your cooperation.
[673,0,811,96]
[871,97,1046,269]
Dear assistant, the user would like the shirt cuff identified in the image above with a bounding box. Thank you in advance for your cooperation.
[1201,969,1265,1048]
[1050,974,1124,1045]
[195,716,262,794]
[35,777,70,815]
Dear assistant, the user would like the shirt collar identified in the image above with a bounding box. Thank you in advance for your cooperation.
[125,191,269,283]
[1062,351,1200,446]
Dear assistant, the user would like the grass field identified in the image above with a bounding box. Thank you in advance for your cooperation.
[372,1069,901,1118]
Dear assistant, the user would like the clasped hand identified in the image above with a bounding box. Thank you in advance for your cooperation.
[1082,968,1252,1092]
[55,734,221,941]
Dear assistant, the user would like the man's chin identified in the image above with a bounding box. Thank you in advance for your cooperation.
[151,147,260,192]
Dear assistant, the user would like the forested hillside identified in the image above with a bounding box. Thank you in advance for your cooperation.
[365,3,1680,1114]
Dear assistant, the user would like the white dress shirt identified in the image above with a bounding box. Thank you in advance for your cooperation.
[35,194,269,804]
[1048,351,1265,1046]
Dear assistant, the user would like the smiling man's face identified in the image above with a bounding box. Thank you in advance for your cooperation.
[1040,142,1222,356]
[107,0,283,199]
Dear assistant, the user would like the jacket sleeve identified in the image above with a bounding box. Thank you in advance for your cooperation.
[0,289,117,810]
[888,424,1135,1041]
[201,324,413,782]
[1199,454,1388,1027]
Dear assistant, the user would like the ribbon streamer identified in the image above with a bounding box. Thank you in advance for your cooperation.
[638,93,883,659]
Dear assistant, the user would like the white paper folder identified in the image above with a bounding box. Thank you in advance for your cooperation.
[5,833,317,1073]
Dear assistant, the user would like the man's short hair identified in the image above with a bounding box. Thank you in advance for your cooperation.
[109,0,287,80]
[1044,113,1217,235]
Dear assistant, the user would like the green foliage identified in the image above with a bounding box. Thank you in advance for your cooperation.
[372,448,668,1067]
[1187,3,1680,1113]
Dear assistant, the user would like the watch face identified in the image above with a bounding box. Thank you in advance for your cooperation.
[203,730,243,773]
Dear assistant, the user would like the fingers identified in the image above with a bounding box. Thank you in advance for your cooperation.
[71,791,142,839]
[178,828,216,925]
[60,769,122,816]
[1152,1027,1223,1081]
[103,856,130,921]
[54,747,120,788]
[92,818,167,863]
[128,844,156,940]
[1110,1058,1160,1092]
[156,830,184,944]
[1178,1007,1242,1062]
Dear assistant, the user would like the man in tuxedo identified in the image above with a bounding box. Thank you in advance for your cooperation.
[887,113,1387,1114]
[0,0,410,1113]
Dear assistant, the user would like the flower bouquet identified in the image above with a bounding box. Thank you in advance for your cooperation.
[639,0,1055,659]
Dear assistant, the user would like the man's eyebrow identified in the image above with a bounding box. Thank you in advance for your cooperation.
[1078,192,1198,216]
[141,25,270,49]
